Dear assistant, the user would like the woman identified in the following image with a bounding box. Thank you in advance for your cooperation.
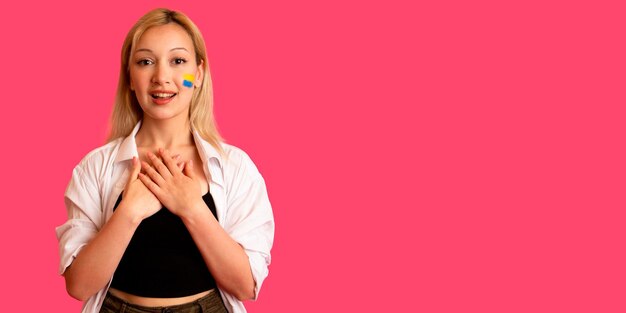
[55,8,274,313]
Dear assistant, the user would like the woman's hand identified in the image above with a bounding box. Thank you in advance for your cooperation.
[138,148,203,218]
[119,156,162,221]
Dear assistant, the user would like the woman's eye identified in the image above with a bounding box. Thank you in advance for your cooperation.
[173,58,187,65]
[137,59,153,66]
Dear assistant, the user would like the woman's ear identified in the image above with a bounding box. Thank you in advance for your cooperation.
[195,60,204,87]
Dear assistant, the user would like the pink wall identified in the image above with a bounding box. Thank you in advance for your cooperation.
[1,0,625,312]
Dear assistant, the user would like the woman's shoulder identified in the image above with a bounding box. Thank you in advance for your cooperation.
[218,142,263,176]
[220,142,250,161]
[72,138,124,173]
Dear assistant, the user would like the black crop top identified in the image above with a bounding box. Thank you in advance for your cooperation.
[110,192,218,297]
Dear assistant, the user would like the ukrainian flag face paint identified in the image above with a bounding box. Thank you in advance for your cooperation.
[183,74,195,88]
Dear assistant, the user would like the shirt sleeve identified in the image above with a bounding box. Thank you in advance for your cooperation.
[224,153,275,300]
[55,164,103,276]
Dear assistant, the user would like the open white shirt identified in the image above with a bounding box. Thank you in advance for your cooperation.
[55,120,274,313]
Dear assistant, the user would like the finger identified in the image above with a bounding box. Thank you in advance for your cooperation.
[124,157,141,197]
[148,151,173,179]
[183,159,195,179]
[159,148,181,176]
[138,172,162,197]
[177,161,184,170]
[141,160,167,186]
[128,156,141,182]
[173,154,182,165]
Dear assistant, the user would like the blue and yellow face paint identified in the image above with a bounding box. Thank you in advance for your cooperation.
[183,74,195,88]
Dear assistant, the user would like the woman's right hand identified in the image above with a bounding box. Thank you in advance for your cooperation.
[119,156,163,221]
[119,155,185,221]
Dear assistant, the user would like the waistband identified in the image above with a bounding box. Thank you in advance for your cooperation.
[101,289,227,313]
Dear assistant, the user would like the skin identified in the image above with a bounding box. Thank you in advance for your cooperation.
[63,23,255,305]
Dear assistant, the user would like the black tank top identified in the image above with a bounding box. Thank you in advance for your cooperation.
[110,191,219,297]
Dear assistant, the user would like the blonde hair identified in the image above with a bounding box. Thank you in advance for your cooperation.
[106,8,224,156]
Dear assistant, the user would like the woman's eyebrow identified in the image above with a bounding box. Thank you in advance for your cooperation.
[134,47,190,53]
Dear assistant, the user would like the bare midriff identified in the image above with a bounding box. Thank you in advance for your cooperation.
[109,288,213,307]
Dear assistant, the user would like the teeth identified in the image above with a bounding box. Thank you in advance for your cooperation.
[153,93,175,98]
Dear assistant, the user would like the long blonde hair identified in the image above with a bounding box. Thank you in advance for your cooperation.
[106,8,224,156]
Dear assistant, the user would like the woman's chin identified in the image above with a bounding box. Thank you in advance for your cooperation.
[142,109,188,121]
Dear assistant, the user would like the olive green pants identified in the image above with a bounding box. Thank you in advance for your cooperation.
[99,290,228,313]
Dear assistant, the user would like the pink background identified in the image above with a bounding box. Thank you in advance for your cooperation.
[1,0,624,312]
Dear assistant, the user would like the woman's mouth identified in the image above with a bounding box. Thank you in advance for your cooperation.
[150,92,177,105]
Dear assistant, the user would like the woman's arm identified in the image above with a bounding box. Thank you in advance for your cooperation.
[64,204,141,301]
[64,157,162,301]
[181,203,256,301]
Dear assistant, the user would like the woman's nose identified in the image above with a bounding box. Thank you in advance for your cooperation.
[152,63,171,85]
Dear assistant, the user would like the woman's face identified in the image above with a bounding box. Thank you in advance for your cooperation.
[130,23,203,121]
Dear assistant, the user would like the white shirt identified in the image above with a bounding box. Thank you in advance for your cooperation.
[55,120,274,313]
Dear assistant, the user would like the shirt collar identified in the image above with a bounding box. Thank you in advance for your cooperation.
[191,123,224,169]
[114,120,223,169]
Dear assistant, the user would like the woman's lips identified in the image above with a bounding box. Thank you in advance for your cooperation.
[151,93,177,105]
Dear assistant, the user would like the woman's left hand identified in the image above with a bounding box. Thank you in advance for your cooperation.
[138,148,203,218]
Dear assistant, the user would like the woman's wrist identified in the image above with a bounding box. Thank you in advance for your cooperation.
[115,201,144,227]
[179,199,213,226]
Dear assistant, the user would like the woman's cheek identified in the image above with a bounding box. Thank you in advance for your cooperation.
[181,73,195,89]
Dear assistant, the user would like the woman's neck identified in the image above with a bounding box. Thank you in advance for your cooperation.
[135,116,194,149]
